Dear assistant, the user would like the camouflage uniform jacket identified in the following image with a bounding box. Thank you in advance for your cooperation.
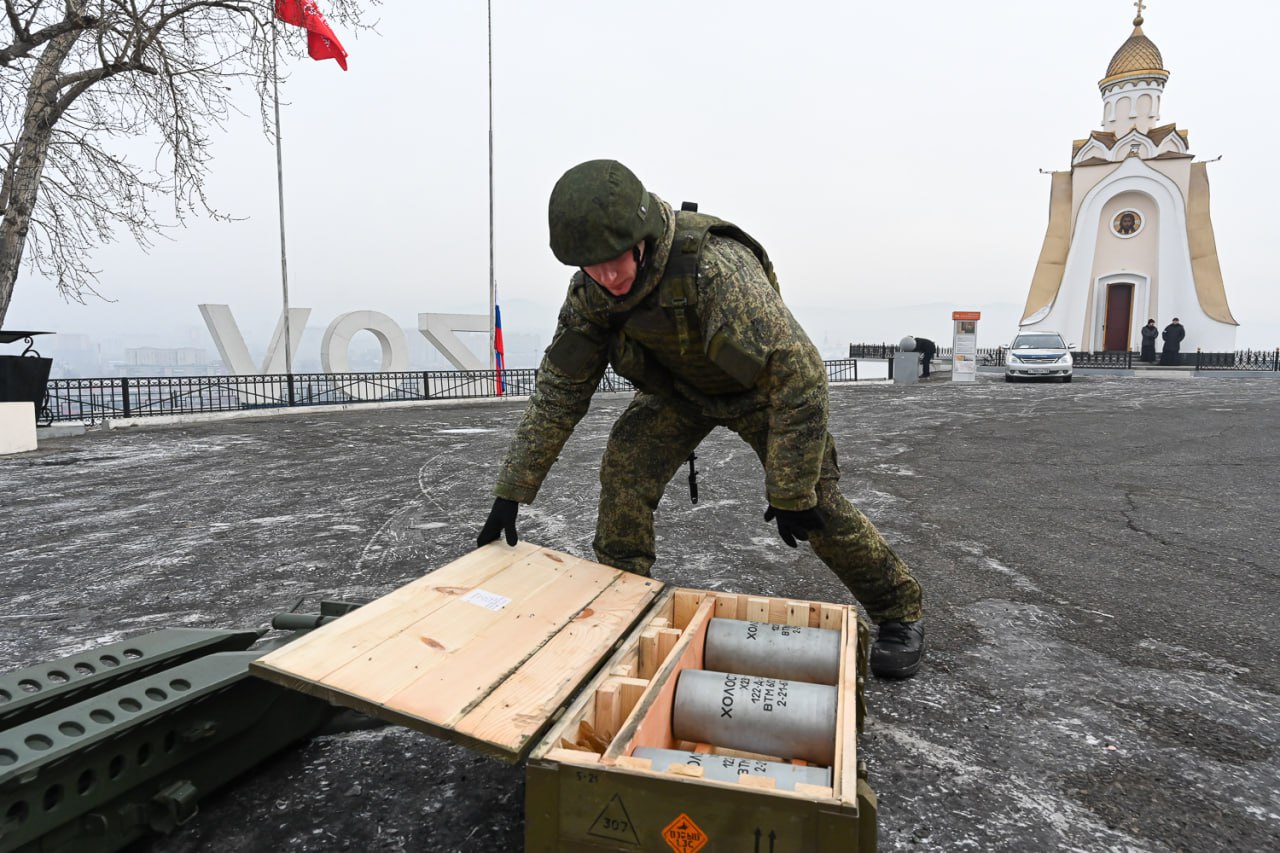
[495,196,829,511]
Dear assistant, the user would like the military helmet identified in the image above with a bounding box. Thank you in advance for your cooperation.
[548,160,665,266]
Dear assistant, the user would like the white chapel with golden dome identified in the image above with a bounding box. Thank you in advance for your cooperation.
[1020,3,1238,352]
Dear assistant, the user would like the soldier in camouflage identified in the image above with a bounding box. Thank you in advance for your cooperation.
[477,160,925,678]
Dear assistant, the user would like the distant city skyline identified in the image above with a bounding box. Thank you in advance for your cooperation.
[35,320,553,379]
[35,299,943,379]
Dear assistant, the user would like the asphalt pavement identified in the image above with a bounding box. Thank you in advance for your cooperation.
[1,372,1277,852]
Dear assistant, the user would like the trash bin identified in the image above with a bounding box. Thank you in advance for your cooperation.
[892,352,919,385]
[0,331,54,421]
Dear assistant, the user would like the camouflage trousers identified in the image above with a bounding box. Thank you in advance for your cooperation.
[592,394,923,624]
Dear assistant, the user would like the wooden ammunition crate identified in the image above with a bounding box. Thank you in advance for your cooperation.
[251,542,876,852]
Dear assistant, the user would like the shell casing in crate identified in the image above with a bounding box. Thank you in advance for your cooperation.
[249,544,878,851]
[632,747,832,791]
[671,669,837,765]
[703,617,842,685]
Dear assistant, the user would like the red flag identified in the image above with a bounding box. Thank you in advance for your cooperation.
[494,304,506,396]
[275,1,348,70]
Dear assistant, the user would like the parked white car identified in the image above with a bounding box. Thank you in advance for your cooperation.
[1005,332,1075,382]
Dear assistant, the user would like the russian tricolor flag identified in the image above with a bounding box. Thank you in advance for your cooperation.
[495,304,506,396]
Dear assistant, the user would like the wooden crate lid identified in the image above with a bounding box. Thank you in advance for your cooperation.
[251,542,663,762]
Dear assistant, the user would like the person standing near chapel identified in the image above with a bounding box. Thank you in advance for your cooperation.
[476,160,926,679]
[1140,319,1159,363]
[1160,317,1186,365]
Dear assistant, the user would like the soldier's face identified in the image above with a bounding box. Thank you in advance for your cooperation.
[583,246,640,297]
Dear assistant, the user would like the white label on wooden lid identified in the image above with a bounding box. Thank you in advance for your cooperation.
[462,588,511,612]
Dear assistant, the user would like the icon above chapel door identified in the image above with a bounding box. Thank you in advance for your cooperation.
[1112,210,1143,237]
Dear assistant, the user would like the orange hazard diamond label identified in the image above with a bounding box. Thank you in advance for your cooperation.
[662,812,708,853]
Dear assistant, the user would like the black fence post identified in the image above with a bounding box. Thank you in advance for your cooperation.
[121,377,131,419]
[422,371,431,400]
[287,373,296,407]
[887,354,894,381]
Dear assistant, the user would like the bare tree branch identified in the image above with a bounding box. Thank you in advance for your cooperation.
[4,1,27,42]
[0,0,380,323]
[0,11,97,66]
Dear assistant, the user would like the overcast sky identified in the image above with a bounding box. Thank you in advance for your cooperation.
[7,0,1279,361]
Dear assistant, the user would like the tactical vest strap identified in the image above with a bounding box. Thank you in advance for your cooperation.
[658,211,780,357]
[660,214,709,356]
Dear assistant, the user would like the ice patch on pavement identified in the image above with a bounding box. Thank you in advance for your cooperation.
[1137,638,1250,677]
[959,600,1280,838]
[953,540,1042,593]
[980,556,1042,593]
[875,722,1147,849]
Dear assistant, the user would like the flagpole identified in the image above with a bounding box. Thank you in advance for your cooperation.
[271,15,294,378]
[487,0,496,377]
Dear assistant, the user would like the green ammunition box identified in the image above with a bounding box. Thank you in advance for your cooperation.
[251,543,875,852]
[524,585,875,852]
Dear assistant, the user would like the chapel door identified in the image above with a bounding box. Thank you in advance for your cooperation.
[1103,283,1134,351]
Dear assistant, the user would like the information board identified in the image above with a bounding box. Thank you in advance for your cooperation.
[951,311,980,383]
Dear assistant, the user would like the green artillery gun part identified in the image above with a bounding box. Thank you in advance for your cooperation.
[1,604,360,853]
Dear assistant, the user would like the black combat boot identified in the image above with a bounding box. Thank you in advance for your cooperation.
[870,620,924,679]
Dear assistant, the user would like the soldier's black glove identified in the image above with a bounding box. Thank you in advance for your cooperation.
[763,505,825,548]
[477,498,519,547]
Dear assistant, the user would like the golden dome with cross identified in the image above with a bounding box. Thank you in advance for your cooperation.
[1102,1,1167,84]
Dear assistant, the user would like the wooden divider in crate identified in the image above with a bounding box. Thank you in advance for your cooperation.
[539,587,862,801]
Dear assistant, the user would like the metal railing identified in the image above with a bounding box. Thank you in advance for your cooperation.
[850,342,985,364]
[46,369,538,424]
[1191,349,1280,370]
[852,342,1280,371]
[825,358,860,382]
[1063,350,1133,368]
[43,359,869,424]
